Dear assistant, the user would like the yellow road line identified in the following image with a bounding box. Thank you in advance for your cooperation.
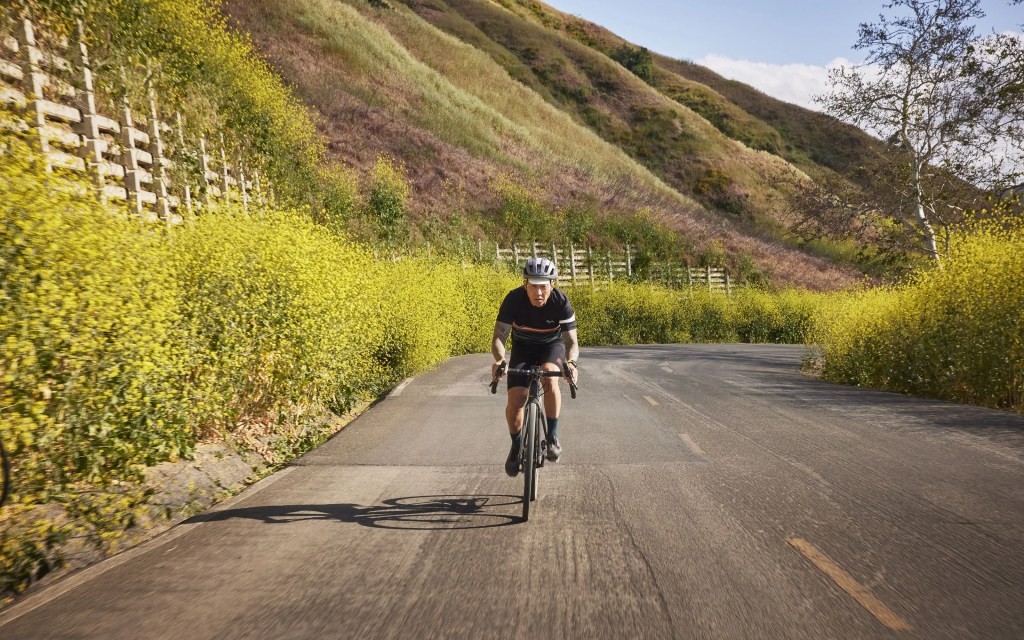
[679,433,705,455]
[787,537,911,631]
[643,395,659,406]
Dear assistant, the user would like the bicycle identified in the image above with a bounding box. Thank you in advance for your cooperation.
[490,362,577,521]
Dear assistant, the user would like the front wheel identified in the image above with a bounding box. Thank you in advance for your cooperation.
[531,406,543,502]
[522,404,537,521]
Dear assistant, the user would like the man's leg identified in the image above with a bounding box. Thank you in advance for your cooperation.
[505,387,528,434]
[504,386,528,477]
[540,362,561,421]
[540,362,563,461]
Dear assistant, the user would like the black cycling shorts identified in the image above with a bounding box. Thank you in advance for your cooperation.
[507,340,566,390]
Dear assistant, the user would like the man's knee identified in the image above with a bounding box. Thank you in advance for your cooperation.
[506,387,528,408]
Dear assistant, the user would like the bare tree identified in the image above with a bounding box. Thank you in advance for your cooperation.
[818,0,1024,263]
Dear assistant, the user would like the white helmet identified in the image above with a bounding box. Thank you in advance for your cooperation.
[523,257,558,282]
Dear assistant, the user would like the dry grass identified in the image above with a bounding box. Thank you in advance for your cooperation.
[223,0,861,289]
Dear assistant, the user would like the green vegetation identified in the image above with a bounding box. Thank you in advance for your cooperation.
[611,44,655,84]
[572,285,821,345]
[0,138,516,597]
[368,155,411,245]
[811,222,1024,412]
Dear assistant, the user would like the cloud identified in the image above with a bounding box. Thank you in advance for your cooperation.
[695,54,858,111]
[697,30,1023,112]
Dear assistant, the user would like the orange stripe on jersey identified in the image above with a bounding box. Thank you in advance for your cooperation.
[512,323,559,334]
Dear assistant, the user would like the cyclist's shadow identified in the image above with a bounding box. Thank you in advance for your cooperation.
[185,494,522,530]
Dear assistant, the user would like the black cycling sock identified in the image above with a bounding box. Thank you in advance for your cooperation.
[510,431,522,446]
[546,417,558,440]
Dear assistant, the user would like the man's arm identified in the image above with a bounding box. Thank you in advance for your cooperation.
[563,328,579,378]
[492,321,512,364]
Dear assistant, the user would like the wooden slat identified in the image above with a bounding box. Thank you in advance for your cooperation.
[37,98,81,123]
[47,150,85,172]
[40,123,81,147]
[121,126,150,145]
[92,114,120,133]
[101,161,125,178]
[104,184,127,200]
[1,85,25,107]
[0,58,22,80]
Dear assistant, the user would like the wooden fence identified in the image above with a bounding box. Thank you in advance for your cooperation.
[494,241,731,292]
[0,16,268,222]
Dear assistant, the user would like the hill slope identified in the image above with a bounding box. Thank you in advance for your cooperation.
[224,0,869,288]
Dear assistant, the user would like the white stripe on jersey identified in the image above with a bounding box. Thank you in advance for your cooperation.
[560,314,576,325]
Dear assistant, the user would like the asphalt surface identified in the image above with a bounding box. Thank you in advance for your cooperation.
[2,344,1022,639]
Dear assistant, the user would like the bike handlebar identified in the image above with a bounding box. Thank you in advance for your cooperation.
[489,362,577,399]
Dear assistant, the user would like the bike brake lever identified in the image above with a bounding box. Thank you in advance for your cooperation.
[563,363,578,399]
[489,362,507,394]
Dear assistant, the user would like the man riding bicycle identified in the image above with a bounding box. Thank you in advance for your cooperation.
[492,257,579,477]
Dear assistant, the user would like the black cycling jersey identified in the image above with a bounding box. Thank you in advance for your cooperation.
[496,286,577,346]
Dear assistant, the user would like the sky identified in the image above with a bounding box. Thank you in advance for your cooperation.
[543,0,1023,110]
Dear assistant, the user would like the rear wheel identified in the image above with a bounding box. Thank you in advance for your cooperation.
[522,404,537,521]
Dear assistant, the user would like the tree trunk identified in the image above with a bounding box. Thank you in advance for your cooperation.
[912,160,941,264]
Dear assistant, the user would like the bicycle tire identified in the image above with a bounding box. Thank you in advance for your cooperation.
[531,403,543,502]
[522,403,536,521]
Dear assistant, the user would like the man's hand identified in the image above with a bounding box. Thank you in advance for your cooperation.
[492,360,506,380]
[565,361,578,384]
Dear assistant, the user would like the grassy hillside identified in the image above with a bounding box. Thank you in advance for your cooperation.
[223,0,863,289]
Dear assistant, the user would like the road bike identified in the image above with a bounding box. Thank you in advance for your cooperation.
[491,362,577,521]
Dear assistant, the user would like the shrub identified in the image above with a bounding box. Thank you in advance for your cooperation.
[0,140,192,501]
[171,206,388,434]
[611,45,655,84]
[496,176,552,242]
[368,155,410,244]
[812,221,1024,411]
[566,282,820,346]
[1,138,189,593]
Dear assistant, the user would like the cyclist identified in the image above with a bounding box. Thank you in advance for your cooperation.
[492,257,579,477]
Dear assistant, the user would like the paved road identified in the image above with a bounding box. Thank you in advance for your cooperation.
[3,345,1022,639]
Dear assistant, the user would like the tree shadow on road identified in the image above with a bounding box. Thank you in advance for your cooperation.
[184,494,523,530]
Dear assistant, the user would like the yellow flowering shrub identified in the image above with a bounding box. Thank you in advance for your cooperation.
[374,258,518,380]
[171,206,388,436]
[0,138,515,597]
[568,284,692,345]
[1,140,190,595]
[0,140,191,498]
[812,222,1024,411]
[566,282,821,346]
